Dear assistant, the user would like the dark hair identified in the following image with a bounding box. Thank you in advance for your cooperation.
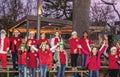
[83,31,89,38]
[90,46,98,57]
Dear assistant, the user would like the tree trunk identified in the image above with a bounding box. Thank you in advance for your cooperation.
[73,0,90,37]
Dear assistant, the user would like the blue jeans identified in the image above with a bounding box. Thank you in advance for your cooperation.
[39,65,48,77]
[12,52,18,69]
[18,65,27,77]
[89,70,99,77]
[29,68,36,77]
[57,64,66,77]
[82,54,87,69]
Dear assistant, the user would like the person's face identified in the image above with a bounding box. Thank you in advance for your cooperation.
[21,47,25,52]
[29,33,35,38]
[111,49,117,55]
[83,32,88,38]
[116,42,120,48]
[41,33,45,39]
[55,32,59,37]
[14,32,19,37]
[42,45,46,51]
[72,33,77,38]
[59,46,64,51]
[92,47,98,55]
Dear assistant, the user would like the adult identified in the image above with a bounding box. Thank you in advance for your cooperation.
[0,29,10,68]
[26,31,37,52]
[79,31,92,70]
[37,33,49,48]
[10,29,22,69]
[50,31,62,70]
[68,31,79,70]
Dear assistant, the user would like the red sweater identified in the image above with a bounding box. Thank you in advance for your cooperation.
[60,51,66,64]
[0,37,10,51]
[26,39,37,45]
[68,38,79,54]
[27,52,38,68]
[17,51,27,65]
[37,49,51,65]
[108,54,119,69]
[37,38,49,46]
[79,38,92,54]
[88,55,99,70]
[10,37,22,52]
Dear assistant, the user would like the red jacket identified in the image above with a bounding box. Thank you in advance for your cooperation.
[79,38,92,54]
[60,51,66,64]
[108,54,119,69]
[85,45,107,70]
[37,38,49,46]
[26,39,37,46]
[10,36,22,52]
[68,38,79,54]
[27,52,38,68]
[17,51,27,65]
[37,49,51,65]
[0,37,10,51]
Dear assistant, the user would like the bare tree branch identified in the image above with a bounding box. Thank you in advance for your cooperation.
[101,0,120,19]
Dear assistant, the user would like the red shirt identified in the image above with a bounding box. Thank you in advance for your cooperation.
[117,48,120,61]
[27,52,38,68]
[60,51,66,64]
[37,38,49,46]
[68,38,79,54]
[37,49,51,65]
[26,39,37,45]
[17,51,27,65]
[10,37,22,52]
[79,38,92,54]
[108,54,119,69]
[54,38,59,45]
[0,37,10,51]
[88,55,99,70]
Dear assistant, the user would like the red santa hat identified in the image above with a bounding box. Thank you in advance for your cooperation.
[14,29,20,34]
[0,29,6,34]
[110,46,117,51]
[72,31,77,35]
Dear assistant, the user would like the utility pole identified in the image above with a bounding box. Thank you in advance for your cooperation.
[37,0,41,39]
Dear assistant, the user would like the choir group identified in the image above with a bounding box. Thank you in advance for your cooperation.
[0,29,120,77]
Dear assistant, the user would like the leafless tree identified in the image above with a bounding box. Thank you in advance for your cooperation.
[101,0,120,20]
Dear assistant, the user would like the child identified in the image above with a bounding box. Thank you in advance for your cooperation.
[27,47,38,77]
[104,46,119,77]
[31,42,58,77]
[68,31,79,70]
[54,43,68,77]
[78,40,108,77]
[17,44,27,77]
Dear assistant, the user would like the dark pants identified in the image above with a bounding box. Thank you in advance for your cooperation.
[109,69,119,77]
[81,54,87,69]
[12,52,18,69]
[71,54,78,67]
[57,64,66,77]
